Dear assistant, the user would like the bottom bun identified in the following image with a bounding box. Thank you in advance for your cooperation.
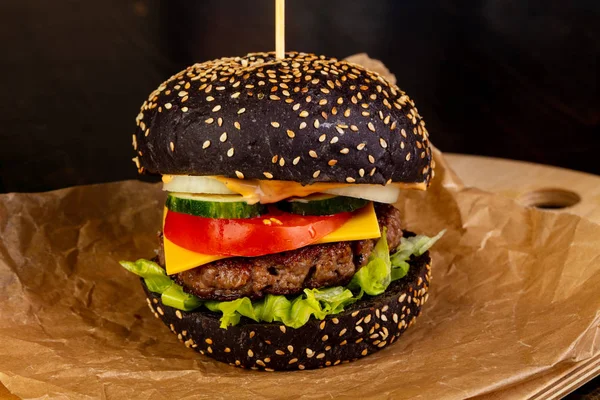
[142,251,431,371]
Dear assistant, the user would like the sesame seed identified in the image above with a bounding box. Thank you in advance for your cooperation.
[202,140,211,149]
[234,121,241,130]
[271,121,280,128]
[293,103,301,111]
[248,349,254,357]
[299,121,307,129]
[212,105,221,112]
[357,143,366,150]
[287,130,295,138]
[225,347,231,353]
[313,170,321,178]
[175,310,182,319]
[319,134,326,142]
[328,159,337,166]
[351,311,360,317]
[217,117,223,127]
[319,99,328,105]
[165,103,172,109]
[269,94,280,101]
[279,158,285,166]
[337,97,344,104]
[314,119,320,128]
[205,118,214,124]
[227,148,234,157]
[355,326,363,333]
[339,328,347,336]
[157,307,164,316]
[380,138,388,148]
[231,92,241,98]
[368,155,375,163]
[275,349,285,355]
[362,111,370,117]
[235,171,244,179]
[206,96,214,102]
[340,148,349,154]
[368,122,376,132]
[220,132,227,142]
[319,321,326,330]
[306,348,314,357]
[280,326,286,333]
[299,110,309,118]
[350,125,359,132]
[359,168,365,177]
[330,136,339,144]
[169,142,174,151]
[292,156,300,165]
[406,153,411,161]
[361,349,368,356]
[237,108,246,114]
[289,358,298,364]
[288,345,294,353]
[309,150,318,158]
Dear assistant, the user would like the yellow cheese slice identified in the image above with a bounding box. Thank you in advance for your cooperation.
[163,202,381,275]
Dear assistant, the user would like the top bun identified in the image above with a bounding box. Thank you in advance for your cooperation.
[132,52,433,186]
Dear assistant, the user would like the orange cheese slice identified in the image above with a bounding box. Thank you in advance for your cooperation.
[163,202,381,275]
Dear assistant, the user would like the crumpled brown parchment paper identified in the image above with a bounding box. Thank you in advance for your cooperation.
[1,147,599,400]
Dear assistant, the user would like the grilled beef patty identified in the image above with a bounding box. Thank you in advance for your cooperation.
[159,203,403,301]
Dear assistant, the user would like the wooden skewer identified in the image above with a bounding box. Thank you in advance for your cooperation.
[275,0,285,59]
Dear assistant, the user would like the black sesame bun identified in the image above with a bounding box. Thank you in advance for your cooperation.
[132,52,433,186]
[143,250,431,371]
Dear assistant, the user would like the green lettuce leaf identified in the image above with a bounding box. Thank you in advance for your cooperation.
[348,227,391,296]
[162,284,203,311]
[204,287,357,329]
[120,259,174,293]
[118,229,444,329]
[390,230,445,280]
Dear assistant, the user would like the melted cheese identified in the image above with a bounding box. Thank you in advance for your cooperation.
[163,202,381,275]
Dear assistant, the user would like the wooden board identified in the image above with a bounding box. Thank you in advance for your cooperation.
[445,153,600,225]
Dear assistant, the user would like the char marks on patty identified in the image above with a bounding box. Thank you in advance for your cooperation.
[159,203,402,301]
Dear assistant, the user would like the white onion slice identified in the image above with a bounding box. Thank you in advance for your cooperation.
[162,176,235,194]
[323,184,400,204]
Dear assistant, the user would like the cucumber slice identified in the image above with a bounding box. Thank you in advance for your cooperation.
[276,193,370,216]
[166,193,267,219]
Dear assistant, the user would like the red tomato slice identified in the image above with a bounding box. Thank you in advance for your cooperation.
[164,209,352,257]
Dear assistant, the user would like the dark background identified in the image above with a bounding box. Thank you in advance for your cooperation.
[1,1,599,397]
[1,0,599,194]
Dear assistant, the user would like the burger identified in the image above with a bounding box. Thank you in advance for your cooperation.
[120,52,443,371]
